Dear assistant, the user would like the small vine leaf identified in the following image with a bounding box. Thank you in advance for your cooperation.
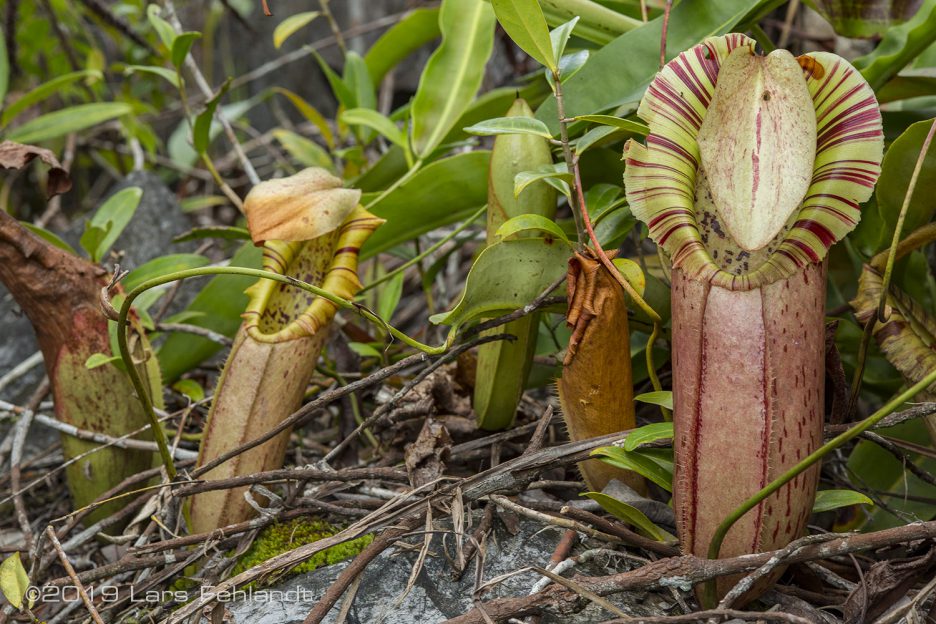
[495,214,569,243]
[490,0,556,72]
[464,116,552,138]
[623,421,674,452]
[429,237,569,329]
[549,17,579,65]
[273,11,320,49]
[583,492,675,542]
[634,391,673,411]
[0,552,29,610]
[591,446,673,492]
[574,114,649,136]
[812,489,874,514]
[514,163,571,197]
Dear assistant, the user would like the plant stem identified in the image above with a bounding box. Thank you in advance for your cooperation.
[702,363,936,607]
[551,74,585,248]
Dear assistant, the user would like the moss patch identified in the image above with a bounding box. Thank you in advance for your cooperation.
[233,517,372,579]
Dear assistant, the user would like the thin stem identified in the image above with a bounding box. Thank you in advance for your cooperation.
[112,266,452,477]
[551,73,585,247]
[361,204,485,292]
[702,363,936,607]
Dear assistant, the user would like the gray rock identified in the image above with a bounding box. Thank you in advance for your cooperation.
[227,516,674,624]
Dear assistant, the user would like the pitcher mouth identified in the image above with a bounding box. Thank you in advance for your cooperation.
[241,207,383,343]
[623,34,883,292]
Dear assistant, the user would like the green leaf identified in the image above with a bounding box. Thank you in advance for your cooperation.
[495,213,569,243]
[852,119,936,255]
[854,0,936,91]
[169,95,259,168]
[173,226,250,243]
[272,128,334,170]
[344,51,376,111]
[123,64,181,88]
[536,0,766,132]
[491,0,557,71]
[6,102,133,144]
[348,342,384,359]
[85,353,121,369]
[364,8,441,86]
[634,390,673,410]
[123,254,210,292]
[514,163,571,197]
[362,151,490,259]
[172,378,205,402]
[622,422,674,452]
[429,237,569,329]
[193,80,231,155]
[147,4,176,50]
[583,492,674,541]
[410,0,496,157]
[0,552,29,610]
[0,28,8,107]
[464,116,553,138]
[180,195,229,212]
[574,114,649,135]
[377,271,405,323]
[876,69,936,104]
[540,0,640,45]
[557,49,589,81]
[312,51,356,110]
[812,489,874,514]
[20,222,76,254]
[273,11,320,48]
[1,70,103,127]
[340,108,406,148]
[84,187,143,263]
[158,243,263,382]
[171,32,201,68]
[549,17,579,63]
[591,446,673,492]
[273,87,335,149]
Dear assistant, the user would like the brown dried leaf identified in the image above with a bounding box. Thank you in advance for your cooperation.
[843,546,936,624]
[0,140,72,198]
[404,418,452,488]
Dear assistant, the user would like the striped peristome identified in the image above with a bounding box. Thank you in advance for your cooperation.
[624,34,883,291]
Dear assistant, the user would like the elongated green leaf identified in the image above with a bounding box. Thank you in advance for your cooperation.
[193,80,230,154]
[876,69,936,104]
[344,51,376,111]
[591,446,673,492]
[852,119,936,255]
[575,114,649,135]
[634,390,673,410]
[6,102,133,144]
[491,0,556,71]
[0,29,8,107]
[1,70,103,127]
[0,552,29,610]
[549,17,579,63]
[377,271,405,323]
[123,64,181,88]
[854,0,936,91]
[514,163,571,197]
[464,116,553,138]
[575,125,621,156]
[173,226,250,243]
[158,243,263,382]
[272,128,333,170]
[85,352,121,370]
[429,237,569,329]
[123,254,210,292]
[410,0,496,157]
[312,51,356,110]
[83,187,143,262]
[147,4,176,50]
[362,151,490,259]
[495,213,569,242]
[273,87,334,148]
[583,492,674,541]
[273,11,320,48]
[20,222,76,254]
[171,32,201,68]
[169,96,259,168]
[812,489,874,514]
[341,108,406,148]
[536,0,767,132]
[365,8,442,86]
[540,0,640,45]
[622,422,674,452]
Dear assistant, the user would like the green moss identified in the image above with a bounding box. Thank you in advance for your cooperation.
[232,517,372,580]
